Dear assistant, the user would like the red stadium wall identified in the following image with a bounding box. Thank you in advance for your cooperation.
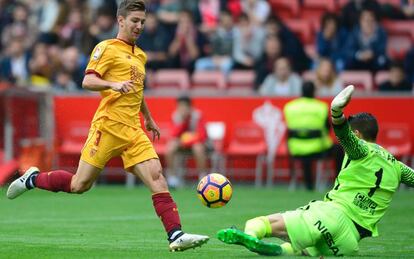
[54,95,414,153]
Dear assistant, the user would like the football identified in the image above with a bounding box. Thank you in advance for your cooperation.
[197,173,233,208]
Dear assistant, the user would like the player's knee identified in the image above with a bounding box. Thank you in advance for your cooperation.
[166,140,180,155]
[192,143,205,155]
[71,181,92,194]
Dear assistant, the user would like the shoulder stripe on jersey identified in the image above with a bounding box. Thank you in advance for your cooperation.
[85,69,102,78]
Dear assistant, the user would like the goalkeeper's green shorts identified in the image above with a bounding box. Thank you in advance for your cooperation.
[282,201,360,257]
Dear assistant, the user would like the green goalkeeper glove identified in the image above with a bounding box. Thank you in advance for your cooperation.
[331,85,355,125]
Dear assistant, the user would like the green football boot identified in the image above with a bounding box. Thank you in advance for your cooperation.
[217,228,282,256]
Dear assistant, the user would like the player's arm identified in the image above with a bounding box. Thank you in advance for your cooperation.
[330,85,369,160]
[82,74,135,93]
[400,162,414,187]
[141,98,160,141]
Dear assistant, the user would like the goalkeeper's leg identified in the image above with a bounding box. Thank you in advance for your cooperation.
[217,214,301,256]
[244,214,302,256]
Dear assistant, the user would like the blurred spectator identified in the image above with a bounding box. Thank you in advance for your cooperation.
[378,61,412,92]
[157,0,182,24]
[259,57,302,96]
[37,0,60,33]
[315,13,347,72]
[0,0,14,39]
[241,0,270,25]
[404,46,414,84]
[225,0,243,20]
[165,95,209,188]
[168,10,208,73]
[195,10,234,75]
[137,12,169,70]
[28,42,54,88]
[144,0,161,13]
[283,81,335,191]
[314,58,343,97]
[59,46,85,88]
[89,7,117,42]
[265,16,310,72]
[0,38,30,85]
[1,2,37,50]
[344,9,388,72]
[57,8,96,56]
[198,0,220,32]
[402,0,414,19]
[87,0,117,17]
[340,0,382,31]
[254,34,283,90]
[232,13,265,69]
[52,69,78,92]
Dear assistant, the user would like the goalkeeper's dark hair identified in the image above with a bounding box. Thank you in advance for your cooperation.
[117,0,146,17]
[348,112,379,142]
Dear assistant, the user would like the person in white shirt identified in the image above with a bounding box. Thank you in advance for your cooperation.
[259,57,302,96]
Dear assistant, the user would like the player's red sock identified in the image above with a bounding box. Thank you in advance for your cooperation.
[34,170,74,193]
[152,192,182,234]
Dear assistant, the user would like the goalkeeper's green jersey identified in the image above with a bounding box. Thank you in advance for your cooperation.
[325,121,414,237]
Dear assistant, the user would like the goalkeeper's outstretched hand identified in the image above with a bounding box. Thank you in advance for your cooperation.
[331,85,355,125]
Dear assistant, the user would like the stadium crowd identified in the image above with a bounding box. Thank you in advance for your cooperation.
[0,0,413,95]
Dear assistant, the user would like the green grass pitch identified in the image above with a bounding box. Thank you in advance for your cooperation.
[1,185,413,258]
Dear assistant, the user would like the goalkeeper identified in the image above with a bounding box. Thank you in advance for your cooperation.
[217,85,414,257]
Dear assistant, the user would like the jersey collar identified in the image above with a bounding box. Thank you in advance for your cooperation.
[116,38,135,53]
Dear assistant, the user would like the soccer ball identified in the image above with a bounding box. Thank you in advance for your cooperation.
[197,173,232,208]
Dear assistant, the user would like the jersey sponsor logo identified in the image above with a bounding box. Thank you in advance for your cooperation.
[353,192,378,215]
[93,47,102,60]
[314,220,343,256]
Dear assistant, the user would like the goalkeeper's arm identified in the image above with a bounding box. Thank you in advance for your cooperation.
[400,162,414,187]
[330,85,369,160]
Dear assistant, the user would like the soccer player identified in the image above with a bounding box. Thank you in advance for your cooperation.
[7,0,209,252]
[217,85,414,257]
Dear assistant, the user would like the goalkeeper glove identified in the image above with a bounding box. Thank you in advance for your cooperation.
[331,85,355,125]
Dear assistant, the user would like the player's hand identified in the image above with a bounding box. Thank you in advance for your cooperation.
[110,80,135,94]
[144,117,160,141]
[331,85,354,125]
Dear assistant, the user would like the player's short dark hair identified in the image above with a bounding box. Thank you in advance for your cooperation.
[302,81,315,98]
[117,0,146,17]
[348,112,379,142]
[177,95,192,106]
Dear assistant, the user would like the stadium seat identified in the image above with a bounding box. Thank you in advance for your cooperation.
[150,69,190,94]
[382,20,414,41]
[191,70,226,95]
[57,121,90,169]
[374,71,390,88]
[337,0,349,8]
[377,123,412,164]
[387,35,412,60]
[150,122,173,157]
[300,0,337,24]
[224,121,267,187]
[377,0,402,8]
[226,70,255,95]
[339,71,373,92]
[268,0,300,19]
[58,121,90,156]
[284,20,314,44]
